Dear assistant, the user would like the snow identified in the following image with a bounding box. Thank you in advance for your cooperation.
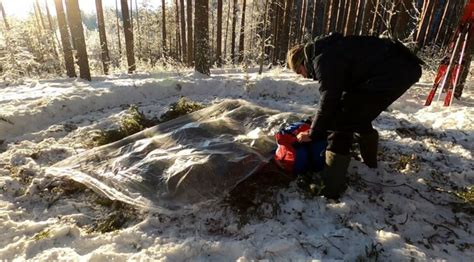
[0,67,473,261]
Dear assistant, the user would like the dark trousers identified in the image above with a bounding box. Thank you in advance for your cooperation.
[327,56,422,155]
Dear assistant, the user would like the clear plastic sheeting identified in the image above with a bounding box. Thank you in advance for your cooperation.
[46,100,289,213]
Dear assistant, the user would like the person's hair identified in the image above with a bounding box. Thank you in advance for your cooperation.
[287,44,305,71]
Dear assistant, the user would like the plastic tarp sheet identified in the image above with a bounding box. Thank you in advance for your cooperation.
[46,100,294,213]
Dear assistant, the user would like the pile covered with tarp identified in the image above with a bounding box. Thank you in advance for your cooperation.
[47,100,295,213]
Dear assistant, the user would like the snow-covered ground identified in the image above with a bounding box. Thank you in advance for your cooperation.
[0,67,473,261]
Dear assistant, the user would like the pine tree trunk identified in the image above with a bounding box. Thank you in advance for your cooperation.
[216,0,223,66]
[278,0,294,62]
[175,0,181,60]
[361,0,374,35]
[354,0,364,35]
[224,0,231,60]
[45,0,61,54]
[64,0,91,80]
[54,0,75,77]
[311,0,319,37]
[135,0,142,59]
[323,0,332,34]
[95,0,110,74]
[186,0,193,65]
[129,0,133,31]
[238,0,247,63]
[115,0,122,56]
[434,0,451,45]
[423,0,439,46]
[369,0,380,35]
[194,0,210,75]
[162,0,167,57]
[35,0,47,30]
[344,0,357,35]
[259,0,270,74]
[393,0,411,40]
[0,0,10,30]
[120,0,135,73]
[271,0,282,64]
[179,0,187,63]
[336,0,346,33]
[231,0,237,63]
[416,0,434,47]
[299,0,307,41]
[329,0,339,32]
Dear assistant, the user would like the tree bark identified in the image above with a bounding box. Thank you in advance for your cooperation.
[231,0,237,63]
[35,0,47,30]
[224,0,231,60]
[179,0,187,63]
[216,0,223,66]
[54,0,75,77]
[95,0,110,74]
[322,0,332,34]
[120,0,135,73]
[115,0,122,56]
[361,0,375,35]
[434,0,451,45]
[344,0,358,35]
[311,0,321,37]
[0,0,9,30]
[329,0,339,33]
[194,0,210,75]
[278,0,294,62]
[238,0,247,63]
[259,0,270,74]
[135,0,142,59]
[186,0,193,65]
[64,0,91,80]
[44,0,61,54]
[299,0,307,41]
[162,0,167,57]
[416,0,435,46]
[175,0,181,60]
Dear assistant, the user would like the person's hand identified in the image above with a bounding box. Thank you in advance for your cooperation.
[297,131,312,142]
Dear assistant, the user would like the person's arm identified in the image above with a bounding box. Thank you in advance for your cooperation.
[309,53,348,140]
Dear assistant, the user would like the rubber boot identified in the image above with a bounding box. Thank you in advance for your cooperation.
[320,151,351,199]
[357,130,379,168]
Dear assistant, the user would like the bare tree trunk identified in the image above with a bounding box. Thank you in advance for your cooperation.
[416,0,435,47]
[186,0,193,65]
[43,0,60,60]
[175,0,181,60]
[120,0,135,73]
[354,0,364,35]
[259,0,270,74]
[361,0,375,35]
[65,0,91,80]
[344,0,357,35]
[271,0,283,64]
[116,0,122,56]
[0,0,10,30]
[329,0,339,32]
[162,0,167,57]
[231,0,237,63]
[135,0,142,59]
[422,0,439,46]
[323,0,332,34]
[278,0,294,62]
[238,0,247,63]
[224,0,231,60]
[194,0,210,75]
[369,0,380,35]
[96,0,110,74]
[179,0,187,63]
[336,0,346,33]
[35,0,47,30]
[54,0,75,77]
[311,0,320,37]
[434,0,451,45]
[299,0,307,41]
[129,0,133,31]
[216,0,223,66]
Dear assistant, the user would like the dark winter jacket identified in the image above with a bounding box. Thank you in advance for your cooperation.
[304,33,423,138]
